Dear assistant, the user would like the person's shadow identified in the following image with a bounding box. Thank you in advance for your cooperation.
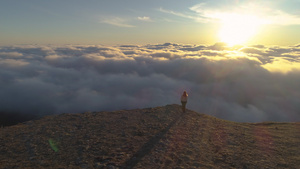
[122,109,185,169]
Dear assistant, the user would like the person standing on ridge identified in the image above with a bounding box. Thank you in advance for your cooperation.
[181,91,188,113]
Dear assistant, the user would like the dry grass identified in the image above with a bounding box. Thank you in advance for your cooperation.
[0,104,299,168]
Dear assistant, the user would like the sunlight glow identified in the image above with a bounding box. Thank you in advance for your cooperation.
[217,13,268,46]
[263,59,300,74]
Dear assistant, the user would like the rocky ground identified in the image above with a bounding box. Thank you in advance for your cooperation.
[0,104,299,169]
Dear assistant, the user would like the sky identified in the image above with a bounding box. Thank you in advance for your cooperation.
[1,0,300,45]
[0,0,300,123]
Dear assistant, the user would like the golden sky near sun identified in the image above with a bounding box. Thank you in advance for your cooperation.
[0,0,299,45]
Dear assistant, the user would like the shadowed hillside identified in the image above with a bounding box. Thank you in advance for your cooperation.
[0,111,38,127]
[0,104,299,169]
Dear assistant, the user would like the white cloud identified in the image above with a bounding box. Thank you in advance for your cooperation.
[99,16,135,28]
[159,1,300,25]
[158,7,208,23]
[0,59,28,67]
[137,16,153,22]
[189,2,300,25]
[265,10,300,25]
[0,52,23,58]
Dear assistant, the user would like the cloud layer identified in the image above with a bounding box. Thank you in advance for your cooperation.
[1,43,300,123]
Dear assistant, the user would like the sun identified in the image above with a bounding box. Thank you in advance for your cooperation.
[218,13,266,46]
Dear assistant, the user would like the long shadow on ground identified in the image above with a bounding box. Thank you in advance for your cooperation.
[123,110,185,169]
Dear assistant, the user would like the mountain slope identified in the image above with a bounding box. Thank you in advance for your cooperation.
[0,104,299,169]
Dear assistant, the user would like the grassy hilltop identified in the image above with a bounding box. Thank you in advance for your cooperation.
[0,104,299,168]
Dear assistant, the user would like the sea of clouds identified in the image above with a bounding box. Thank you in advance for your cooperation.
[1,42,300,123]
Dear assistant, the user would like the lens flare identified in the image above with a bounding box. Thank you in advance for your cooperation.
[49,139,59,152]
